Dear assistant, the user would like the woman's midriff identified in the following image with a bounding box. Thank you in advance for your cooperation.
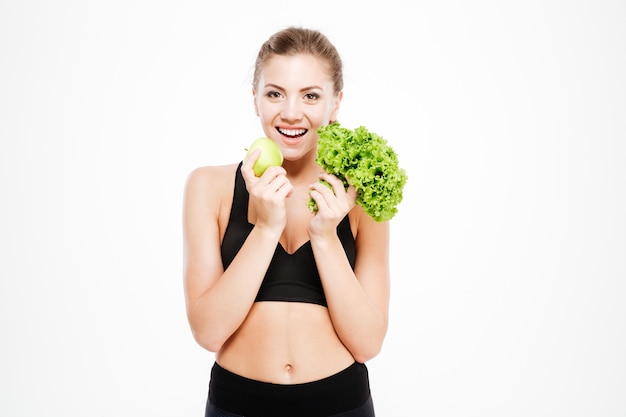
[215,301,355,384]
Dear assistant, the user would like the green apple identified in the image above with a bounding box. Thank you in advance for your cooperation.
[246,137,283,176]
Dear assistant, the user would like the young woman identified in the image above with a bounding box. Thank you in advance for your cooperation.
[183,27,390,417]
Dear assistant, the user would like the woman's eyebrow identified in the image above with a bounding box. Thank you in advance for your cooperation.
[263,83,324,92]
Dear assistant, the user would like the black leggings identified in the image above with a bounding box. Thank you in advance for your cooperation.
[205,362,376,417]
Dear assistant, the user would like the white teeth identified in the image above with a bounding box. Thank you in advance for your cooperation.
[278,128,307,137]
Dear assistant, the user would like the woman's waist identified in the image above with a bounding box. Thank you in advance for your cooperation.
[216,301,354,384]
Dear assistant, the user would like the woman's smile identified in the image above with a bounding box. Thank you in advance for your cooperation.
[276,126,308,146]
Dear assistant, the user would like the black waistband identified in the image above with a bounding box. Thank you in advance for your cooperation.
[208,361,371,417]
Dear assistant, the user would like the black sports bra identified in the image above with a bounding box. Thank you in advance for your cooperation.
[220,162,356,307]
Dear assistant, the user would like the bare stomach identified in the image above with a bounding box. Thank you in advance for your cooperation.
[215,301,355,384]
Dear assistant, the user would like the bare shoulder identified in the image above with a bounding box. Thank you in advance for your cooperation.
[183,163,240,220]
[186,163,239,185]
[349,205,390,246]
[185,163,239,198]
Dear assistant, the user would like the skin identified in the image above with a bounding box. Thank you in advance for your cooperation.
[183,53,390,384]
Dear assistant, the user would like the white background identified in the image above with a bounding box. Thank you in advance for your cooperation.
[1,1,625,416]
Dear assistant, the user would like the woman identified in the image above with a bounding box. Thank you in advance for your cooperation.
[183,27,390,417]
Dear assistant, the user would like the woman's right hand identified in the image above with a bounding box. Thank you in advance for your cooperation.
[241,149,294,232]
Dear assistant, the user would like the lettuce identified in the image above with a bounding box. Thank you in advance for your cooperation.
[308,123,408,222]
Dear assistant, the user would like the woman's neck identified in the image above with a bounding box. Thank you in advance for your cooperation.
[282,152,322,185]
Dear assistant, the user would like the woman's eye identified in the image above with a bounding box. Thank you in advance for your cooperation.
[266,91,282,99]
[304,93,319,100]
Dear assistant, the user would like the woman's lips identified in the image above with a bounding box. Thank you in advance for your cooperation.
[276,127,308,138]
[276,127,308,145]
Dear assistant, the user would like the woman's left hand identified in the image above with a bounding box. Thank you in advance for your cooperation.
[308,172,357,238]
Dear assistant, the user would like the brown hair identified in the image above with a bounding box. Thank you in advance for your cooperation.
[252,27,343,95]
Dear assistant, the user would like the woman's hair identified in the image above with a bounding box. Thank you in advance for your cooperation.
[253,27,343,95]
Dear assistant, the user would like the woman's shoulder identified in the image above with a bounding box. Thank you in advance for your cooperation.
[184,162,240,200]
[186,162,240,184]
[187,162,239,180]
[349,203,390,242]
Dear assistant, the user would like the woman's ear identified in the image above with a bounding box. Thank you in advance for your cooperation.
[252,88,259,117]
[329,91,343,123]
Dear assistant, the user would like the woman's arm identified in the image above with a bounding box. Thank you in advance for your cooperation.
[308,174,390,363]
[311,210,390,363]
[182,160,292,352]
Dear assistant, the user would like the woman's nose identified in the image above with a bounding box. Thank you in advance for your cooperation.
[280,98,303,121]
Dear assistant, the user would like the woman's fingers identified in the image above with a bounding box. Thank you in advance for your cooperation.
[265,168,294,198]
[321,173,356,204]
[241,149,261,187]
[309,173,356,216]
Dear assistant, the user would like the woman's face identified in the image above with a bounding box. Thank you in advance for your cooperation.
[253,53,342,162]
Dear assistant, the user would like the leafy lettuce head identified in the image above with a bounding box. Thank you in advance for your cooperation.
[308,123,408,222]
